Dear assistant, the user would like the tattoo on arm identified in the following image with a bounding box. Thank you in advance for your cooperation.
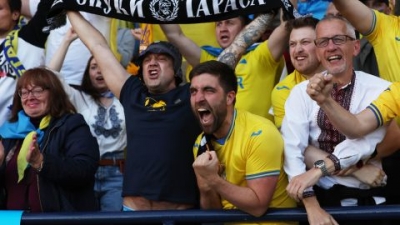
[218,53,237,68]
[217,11,277,69]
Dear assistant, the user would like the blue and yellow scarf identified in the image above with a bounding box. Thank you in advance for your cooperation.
[0,17,27,78]
[0,110,50,182]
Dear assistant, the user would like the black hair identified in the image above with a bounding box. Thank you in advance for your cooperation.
[80,56,102,102]
[9,0,22,12]
[285,16,319,33]
[189,60,237,97]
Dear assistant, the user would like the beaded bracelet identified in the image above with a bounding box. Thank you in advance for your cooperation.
[326,154,341,172]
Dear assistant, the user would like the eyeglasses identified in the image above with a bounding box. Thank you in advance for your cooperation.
[314,35,355,48]
[18,87,47,99]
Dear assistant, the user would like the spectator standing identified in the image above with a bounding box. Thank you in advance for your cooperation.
[47,29,126,211]
[331,0,400,208]
[67,11,202,215]
[0,68,99,211]
[160,15,289,121]
[271,16,323,128]
[282,15,392,225]
[190,60,296,225]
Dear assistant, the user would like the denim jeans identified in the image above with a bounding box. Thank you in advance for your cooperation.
[95,151,124,211]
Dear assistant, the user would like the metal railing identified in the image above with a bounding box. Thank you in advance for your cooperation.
[10,205,400,225]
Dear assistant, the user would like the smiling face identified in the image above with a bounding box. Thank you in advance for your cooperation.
[88,58,108,93]
[315,19,359,78]
[215,17,245,49]
[142,53,176,94]
[289,27,321,77]
[20,84,49,118]
[190,73,235,137]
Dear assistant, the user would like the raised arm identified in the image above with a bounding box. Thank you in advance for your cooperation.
[160,24,201,67]
[217,12,278,68]
[267,11,289,62]
[21,0,33,18]
[318,98,377,138]
[333,0,375,35]
[307,73,378,138]
[67,11,129,98]
[47,28,77,71]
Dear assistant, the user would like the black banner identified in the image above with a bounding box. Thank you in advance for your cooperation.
[48,0,298,24]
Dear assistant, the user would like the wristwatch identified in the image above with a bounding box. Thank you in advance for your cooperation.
[314,160,329,176]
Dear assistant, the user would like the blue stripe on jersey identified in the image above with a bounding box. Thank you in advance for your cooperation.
[365,9,376,36]
[246,170,280,180]
[276,85,290,90]
[367,104,383,127]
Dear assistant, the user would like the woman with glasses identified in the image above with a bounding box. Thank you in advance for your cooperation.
[47,28,127,212]
[0,68,99,211]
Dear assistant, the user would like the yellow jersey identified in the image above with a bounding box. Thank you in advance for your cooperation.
[193,109,297,225]
[271,70,307,128]
[368,82,400,126]
[365,10,400,82]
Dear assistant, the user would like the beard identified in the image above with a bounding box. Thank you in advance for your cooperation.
[201,106,227,135]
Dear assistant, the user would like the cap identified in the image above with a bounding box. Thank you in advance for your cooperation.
[137,41,183,84]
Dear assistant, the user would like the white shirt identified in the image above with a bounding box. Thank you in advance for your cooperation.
[56,73,127,156]
[282,71,390,191]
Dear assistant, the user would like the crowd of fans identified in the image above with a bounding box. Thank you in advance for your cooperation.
[0,0,400,225]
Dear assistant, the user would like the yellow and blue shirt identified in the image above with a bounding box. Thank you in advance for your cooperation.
[271,70,307,128]
[193,109,296,225]
[365,10,400,82]
[368,82,400,126]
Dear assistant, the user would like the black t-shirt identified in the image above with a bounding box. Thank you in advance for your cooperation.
[120,76,201,205]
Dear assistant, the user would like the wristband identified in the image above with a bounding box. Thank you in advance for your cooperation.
[326,154,341,172]
[302,190,315,199]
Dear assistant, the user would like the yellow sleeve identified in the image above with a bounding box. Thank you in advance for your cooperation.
[369,82,400,126]
[365,10,387,41]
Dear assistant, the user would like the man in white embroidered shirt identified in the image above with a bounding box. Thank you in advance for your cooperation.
[281,15,398,225]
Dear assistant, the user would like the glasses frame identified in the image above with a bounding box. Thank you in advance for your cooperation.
[18,87,47,99]
[314,35,356,48]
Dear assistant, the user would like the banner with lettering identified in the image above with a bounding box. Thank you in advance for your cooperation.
[48,0,299,26]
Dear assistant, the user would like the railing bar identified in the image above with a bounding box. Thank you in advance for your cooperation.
[18,206,400,225]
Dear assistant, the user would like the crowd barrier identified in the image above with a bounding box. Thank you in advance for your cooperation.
[2,205,400,224]
[0,205,398,225]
